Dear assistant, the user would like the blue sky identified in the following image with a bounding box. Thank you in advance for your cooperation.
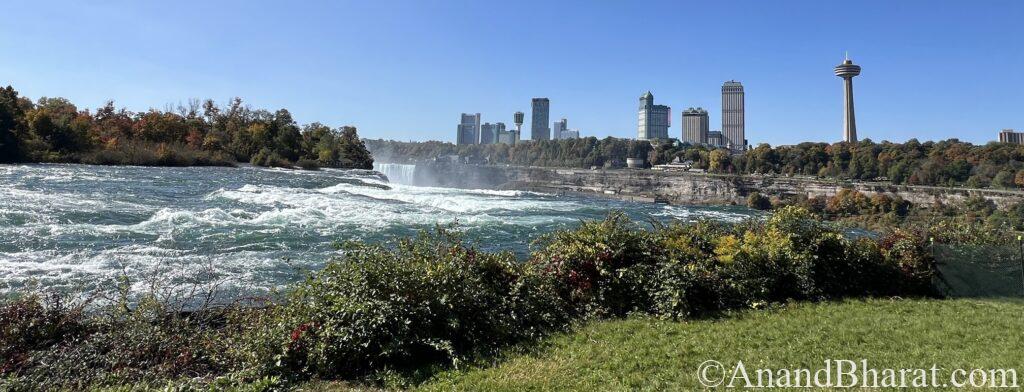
[1,0,1021,145]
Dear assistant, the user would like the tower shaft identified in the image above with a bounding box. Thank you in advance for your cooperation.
[843,77,857,143]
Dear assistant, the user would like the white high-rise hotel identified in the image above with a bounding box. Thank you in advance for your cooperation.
[638,91,671,140]
[721,81,745,152]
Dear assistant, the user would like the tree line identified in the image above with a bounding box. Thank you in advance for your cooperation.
[365,137,653,169]
[0,85,373,169]
[366,137,1024,188]
[664,139,1024,188]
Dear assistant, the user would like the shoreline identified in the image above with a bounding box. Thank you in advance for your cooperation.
[376,161,1024,208]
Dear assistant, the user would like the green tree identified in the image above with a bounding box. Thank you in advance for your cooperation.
[992,170,1015,189]
[0,86,26,162]
[708,149,731,173]
[337,126,373,169]
[272,109,302,161]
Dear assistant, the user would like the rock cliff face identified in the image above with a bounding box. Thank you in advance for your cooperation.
[397,162,1024,208]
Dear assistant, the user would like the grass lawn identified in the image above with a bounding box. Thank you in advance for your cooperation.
[415,298,1024,391]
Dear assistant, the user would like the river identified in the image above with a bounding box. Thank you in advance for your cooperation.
[0,163,757,295]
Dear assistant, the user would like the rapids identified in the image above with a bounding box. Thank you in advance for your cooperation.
[0,164,758,295]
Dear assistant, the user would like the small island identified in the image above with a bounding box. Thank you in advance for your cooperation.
[0,86,373,170]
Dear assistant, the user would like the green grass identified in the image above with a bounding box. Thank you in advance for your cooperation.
[416,298,1024,391]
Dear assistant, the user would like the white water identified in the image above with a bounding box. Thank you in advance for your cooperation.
[374,162,417,185]
[0,164,759,296]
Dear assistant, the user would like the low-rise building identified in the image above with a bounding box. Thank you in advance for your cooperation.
[559,129,580,139]
[552,118,568,140]
[707,130,725,148]
[480,122,500,144]
[999,129,1024,144]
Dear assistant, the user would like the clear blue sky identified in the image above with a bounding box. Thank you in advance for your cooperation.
[1,0,1021,145]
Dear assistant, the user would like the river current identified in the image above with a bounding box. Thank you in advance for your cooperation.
[0,163,757,295]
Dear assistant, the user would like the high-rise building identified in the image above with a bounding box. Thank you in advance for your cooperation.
[999,129,1024,144]
[707,131,725,148]
[513,111,525,142]
[638,91,671,140]
[552,118,568,140]
[531,98,550,141]
[834,57,861,143]
[456,113,481,145]
[559,129,580,139]
[480,122,500,144]
[682,107,710,145]
[722,81,745,152]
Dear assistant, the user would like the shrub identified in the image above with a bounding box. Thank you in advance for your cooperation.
[296,158,320,170]
[529,212,663,317]
[251,148,292,168]
[826,189,872,216]
[746,192,772,210]
[651,220,733,318]
[77,141,235,167]
[233,227,568,381]
[1,293,236,390]
[878,228,936,295]
[0,294,89,376]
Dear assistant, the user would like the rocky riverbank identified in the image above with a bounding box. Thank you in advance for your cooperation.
[397,162,1024,208]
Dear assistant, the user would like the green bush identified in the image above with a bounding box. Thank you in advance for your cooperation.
[233,227,568,381]
[651,220,733,318]
[0,293,89,376]
[0,293,239,390]
[529,206,936,321]
[77,141,235,167]
[529,212,663,317]
[746,192,771,210]
[296,158,320,170]
[878,228,935,294]
[251,148,292,168]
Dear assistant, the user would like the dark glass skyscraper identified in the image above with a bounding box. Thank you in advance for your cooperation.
[531,98,550,141]
[456,113,480,145]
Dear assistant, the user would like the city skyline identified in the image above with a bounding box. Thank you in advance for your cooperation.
[455,101,583,145]
[2,1,1022,145]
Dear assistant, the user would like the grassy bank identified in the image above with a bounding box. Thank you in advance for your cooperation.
[421,299,1024,391]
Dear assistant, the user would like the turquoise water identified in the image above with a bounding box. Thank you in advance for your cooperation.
[0,164,757,295]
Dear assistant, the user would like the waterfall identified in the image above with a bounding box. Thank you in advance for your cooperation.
[374,163,417,185]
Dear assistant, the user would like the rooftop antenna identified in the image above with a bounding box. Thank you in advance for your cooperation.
[845,51,849,60]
